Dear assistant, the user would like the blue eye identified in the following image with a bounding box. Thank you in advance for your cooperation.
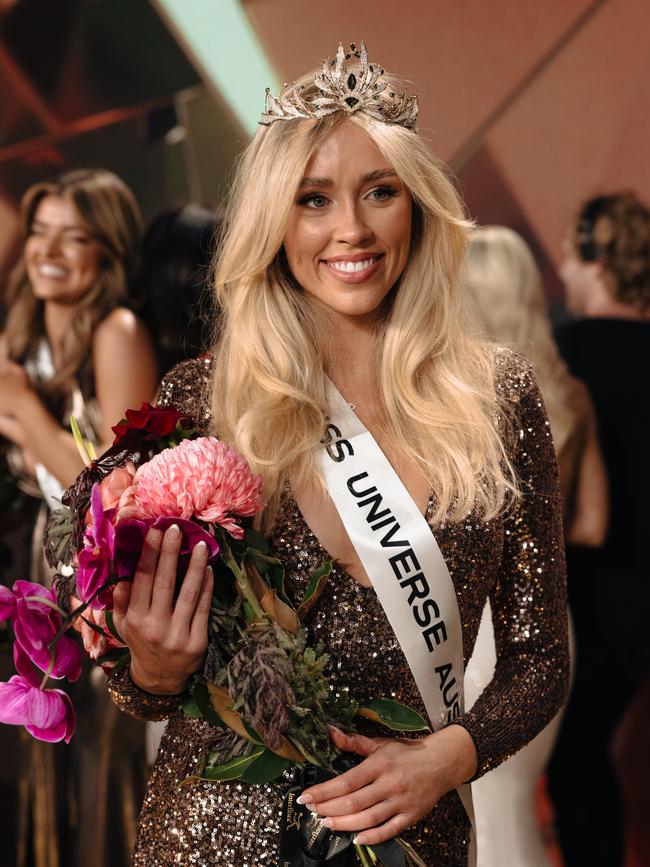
[299,193,329,209]
[369,186,397,201]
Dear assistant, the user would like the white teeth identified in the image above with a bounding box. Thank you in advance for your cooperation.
[38,263,68,278]
[328,257,377,273]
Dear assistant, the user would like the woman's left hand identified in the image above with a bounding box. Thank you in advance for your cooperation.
[297,725,477,846]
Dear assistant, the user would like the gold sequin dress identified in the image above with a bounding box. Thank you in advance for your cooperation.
[108,350,569,867]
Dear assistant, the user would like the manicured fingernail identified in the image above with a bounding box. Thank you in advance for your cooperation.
[353,836,364,845]
[328,725,343,735]
[322,818,334,828]
[195,540,207,555]
[296,795,313,806]
[205,565,213,581]
[167,524,180,539]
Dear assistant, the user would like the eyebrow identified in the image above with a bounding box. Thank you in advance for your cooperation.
[31,219,89,233]
[298,169,398,188]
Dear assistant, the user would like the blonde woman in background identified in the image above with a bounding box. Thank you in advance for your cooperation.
[461,225,608,867]
[0,169,158,867]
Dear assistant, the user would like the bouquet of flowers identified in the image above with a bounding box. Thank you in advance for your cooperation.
[0,403,428,866]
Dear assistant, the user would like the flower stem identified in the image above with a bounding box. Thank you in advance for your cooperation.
[70,415,92,467]
[23,596,67,618]
[219,538,265,619]
[354,844,373,867]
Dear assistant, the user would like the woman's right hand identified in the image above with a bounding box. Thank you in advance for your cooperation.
[112,524,214,695]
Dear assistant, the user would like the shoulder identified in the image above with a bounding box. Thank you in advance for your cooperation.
[157,356,214,433]
[490,345,536,405]
[93,307,149,350]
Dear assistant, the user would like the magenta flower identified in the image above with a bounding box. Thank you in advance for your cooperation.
[114,516,219,581]
[10,581,81,681]
[0,585,17,621]
[0,643,75,743]
[77,484,116,610]
[128,437,264,538]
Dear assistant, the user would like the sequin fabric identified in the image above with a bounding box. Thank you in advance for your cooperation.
[108,351,569,866]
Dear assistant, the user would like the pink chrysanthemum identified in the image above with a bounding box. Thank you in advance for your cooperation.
[130,437,264,538]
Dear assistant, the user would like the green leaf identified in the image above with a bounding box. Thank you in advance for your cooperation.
[240,748,292,784]
[296,560,334,619]
[358,698,430,732]
[247,550,291,605]
[181,695,203,719]
[242,721,265,745]
[95,647,129,666]
[105,650,131,681]
[243,526,270,554]
[79,615,107,638]
[191,681,225,728]
[200,747,265,781]
[104,609,124,643]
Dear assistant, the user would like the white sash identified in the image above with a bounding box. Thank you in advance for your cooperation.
[317,379,477,863]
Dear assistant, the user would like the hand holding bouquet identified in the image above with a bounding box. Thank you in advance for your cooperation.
[0,404,428,866]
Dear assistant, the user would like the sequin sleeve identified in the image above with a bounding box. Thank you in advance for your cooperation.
[156,356,214,432]
[107,666,187,721]
[106,356,215,721]
[456,353,570,778]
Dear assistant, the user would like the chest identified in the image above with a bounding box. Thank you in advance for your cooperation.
[290,449,432,588]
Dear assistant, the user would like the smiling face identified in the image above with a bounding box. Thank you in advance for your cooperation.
[24,194,101,305]
[282,121,412,325]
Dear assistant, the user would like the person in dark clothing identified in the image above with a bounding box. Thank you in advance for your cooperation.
[548,191,650,867]
[137,203,223,379]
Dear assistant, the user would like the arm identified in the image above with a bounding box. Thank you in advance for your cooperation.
[106,357,215,720]
[0,309,158,488]
[566,383,609,546]
[455,374,570,777]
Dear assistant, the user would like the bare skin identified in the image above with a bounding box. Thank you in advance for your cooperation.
[0,194,158,487]
[117,121,478,846]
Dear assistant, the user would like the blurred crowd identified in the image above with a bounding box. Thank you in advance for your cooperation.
[0,169,648,867]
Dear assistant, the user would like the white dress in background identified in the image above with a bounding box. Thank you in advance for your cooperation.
[465,601,571,867]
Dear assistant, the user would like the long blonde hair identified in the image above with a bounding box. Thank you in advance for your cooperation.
[461,225,577,453]
[211,105,519,525]
[4,169,142,397]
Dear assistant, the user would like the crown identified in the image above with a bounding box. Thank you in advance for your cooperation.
[260,41,418,131]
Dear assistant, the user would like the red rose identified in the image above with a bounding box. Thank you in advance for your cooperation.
[111,403,189,444]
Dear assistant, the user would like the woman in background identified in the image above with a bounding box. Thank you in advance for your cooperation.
[137,203,222,380]
[461,225,608,867]
[548,193,650,866]
[0,168,157,867]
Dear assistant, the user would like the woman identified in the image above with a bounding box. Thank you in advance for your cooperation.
[106,44,569,866]
[547,192,650,866]
[137,203,222,380]
[0,168,157,492]
[0,168,158,867]
[461,225,608,867]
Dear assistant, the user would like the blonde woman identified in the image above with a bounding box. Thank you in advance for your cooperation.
[461,225,608,867]
[105,44,569,866]
[0,169,157,867]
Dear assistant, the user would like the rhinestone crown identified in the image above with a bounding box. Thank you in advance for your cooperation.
[260,41,418,131]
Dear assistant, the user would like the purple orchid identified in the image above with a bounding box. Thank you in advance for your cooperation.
[0,643,75,743]
[9,581,81,681]
[76,483,116,610]
[114,515,219,583]
[0,584,17,621]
